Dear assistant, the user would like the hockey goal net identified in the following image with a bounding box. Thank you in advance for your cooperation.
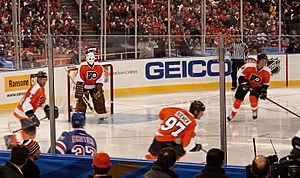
[64,64,114,121]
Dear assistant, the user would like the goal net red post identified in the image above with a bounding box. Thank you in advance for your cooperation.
[64,64,114,121]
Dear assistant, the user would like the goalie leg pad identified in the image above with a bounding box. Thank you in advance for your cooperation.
[75,82,85,99]
[93,83,104,100]
[75,98,87,113]
[92,92,107,114]
[75,92,89,113]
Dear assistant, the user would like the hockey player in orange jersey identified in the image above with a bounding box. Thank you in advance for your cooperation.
[74,52,107,118]
[145,100,206,160]
[4,71,59,149]
[227,53,271,121]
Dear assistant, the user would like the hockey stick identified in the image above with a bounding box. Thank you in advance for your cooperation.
[250,88,300,118]
[64,67,108,119]
[253,138,257,157]
[11,116,48,134]
[265,97,300,118]
[201,148,208,154]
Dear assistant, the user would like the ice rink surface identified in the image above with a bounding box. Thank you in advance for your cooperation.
[1,87,300,166]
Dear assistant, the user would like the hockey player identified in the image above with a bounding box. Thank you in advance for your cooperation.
[4,71,59,149]
[145,100,206,160]
[75,52,107,118]
[51,112,97,155]
[227,53,271,121]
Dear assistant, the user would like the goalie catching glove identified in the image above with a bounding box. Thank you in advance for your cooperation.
[25,110,40,127]
[75,81,85,99]
[93,83,104,100]
[44,105,59,119]
[190,143,202,152]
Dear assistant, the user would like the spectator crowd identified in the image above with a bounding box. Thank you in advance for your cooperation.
[0,0,79,58]
[0,0,299,65]
[83,0,300,56]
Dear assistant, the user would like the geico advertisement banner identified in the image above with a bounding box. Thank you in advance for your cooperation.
[112,57,232,88]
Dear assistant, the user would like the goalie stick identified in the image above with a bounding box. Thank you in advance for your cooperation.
[64,67,109,119]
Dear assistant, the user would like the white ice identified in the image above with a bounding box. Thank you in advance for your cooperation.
[0,87,299,166]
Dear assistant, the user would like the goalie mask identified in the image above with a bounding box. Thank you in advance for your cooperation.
[86,52,95,66]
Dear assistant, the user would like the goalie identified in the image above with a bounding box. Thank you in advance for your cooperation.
[74,52,107,118]
[4,71,59,149]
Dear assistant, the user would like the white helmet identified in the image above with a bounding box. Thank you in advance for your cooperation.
[86,52,95,66]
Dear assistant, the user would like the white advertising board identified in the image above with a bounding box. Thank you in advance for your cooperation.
[0,55,299,108]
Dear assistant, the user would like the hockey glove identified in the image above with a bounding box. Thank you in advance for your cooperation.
[44,105,59,119]
[190,143,202,152]
[260,89,267,100]
[25,110,40,127]
[241,81,250,91]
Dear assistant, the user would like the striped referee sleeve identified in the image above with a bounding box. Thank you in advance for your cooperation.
[229,42,249,60]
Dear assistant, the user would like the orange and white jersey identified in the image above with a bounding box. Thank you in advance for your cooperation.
[14,83,47,120]
[75,61,106,90]
[155,107,197,150]
[237,62,271,88]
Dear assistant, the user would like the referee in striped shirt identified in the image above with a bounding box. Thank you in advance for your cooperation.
[229,34,249,90]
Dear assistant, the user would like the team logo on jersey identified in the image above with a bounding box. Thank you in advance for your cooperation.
[249,74,262,83]
[87,71,98,80]
[267,58,281,75]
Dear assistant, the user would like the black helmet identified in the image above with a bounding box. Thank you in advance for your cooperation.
[189,100,205,117]
[36,71,47,78]
[257,53,268,61]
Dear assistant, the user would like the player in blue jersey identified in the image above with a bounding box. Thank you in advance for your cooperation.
[49,112,97,155]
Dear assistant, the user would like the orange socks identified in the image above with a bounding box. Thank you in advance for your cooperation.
[231,99,243,117]
[249,95,258,112]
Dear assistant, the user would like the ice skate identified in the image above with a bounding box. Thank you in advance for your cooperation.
[227,113,235,121]
[252,110,258,120]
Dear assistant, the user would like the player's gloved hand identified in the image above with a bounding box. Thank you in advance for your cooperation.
[241,81,250,91]
[25,110,40,127]
[190,143,202,152]
[44,105,50,117]
[260,89,267,100]
[44,105,59,119]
